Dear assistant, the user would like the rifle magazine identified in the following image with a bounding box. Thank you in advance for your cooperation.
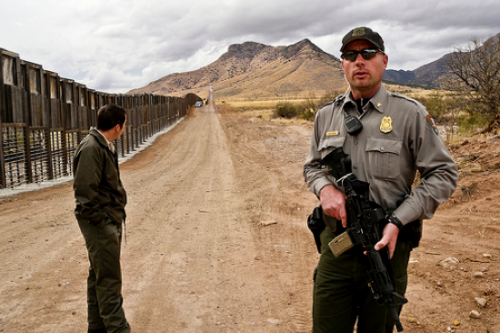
[328,231,353,257]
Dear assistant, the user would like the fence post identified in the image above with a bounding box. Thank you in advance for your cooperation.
[0,110,5,189]
[20,61,34,184]
[118,94,125,157]
[0,114,5,188]
[0,50,6,188]
[169,97,173,125]
[60,79,69,176]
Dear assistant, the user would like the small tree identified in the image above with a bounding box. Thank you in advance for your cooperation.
[419,90,468,141]
[444,35,500,133]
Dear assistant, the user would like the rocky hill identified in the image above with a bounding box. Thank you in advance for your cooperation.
[130,33,499,98]
[129,39,346,99]
[383,54,452,88]
[384,32,500,87]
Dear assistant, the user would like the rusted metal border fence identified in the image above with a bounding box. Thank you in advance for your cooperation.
[0,48,201,189]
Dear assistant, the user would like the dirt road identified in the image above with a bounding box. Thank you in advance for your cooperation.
[0,103,317,332]
[1,103,499,332]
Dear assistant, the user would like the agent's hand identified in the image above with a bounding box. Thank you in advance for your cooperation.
[374,223,400,258]
[319,185,347,227]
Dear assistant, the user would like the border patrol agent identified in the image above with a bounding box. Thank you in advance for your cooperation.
[74,104,131,333]
[303,27,458,333]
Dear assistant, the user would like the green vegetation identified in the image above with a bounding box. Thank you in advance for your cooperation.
[273,90,344,121]
[274,102,302,119]
[441,35,500,134]
[456,112,490,133]
[414,90,494,141]
[270,87,496,142]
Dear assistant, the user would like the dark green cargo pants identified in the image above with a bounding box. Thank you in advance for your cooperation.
[312,226,411,333]
[78,218,131,333]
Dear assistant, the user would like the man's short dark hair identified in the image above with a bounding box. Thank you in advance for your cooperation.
[97,104,127,131]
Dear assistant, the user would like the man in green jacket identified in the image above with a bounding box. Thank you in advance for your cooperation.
[73,104,130,333]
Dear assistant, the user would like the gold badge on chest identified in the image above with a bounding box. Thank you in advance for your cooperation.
[380,116,392,133]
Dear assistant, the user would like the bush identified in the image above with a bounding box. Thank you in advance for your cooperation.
[418,93,449,121]
[456,113,489,134]
[299,105,316,121]
[273,90,344,121]
[317,90,343,108]
[274,102,301,119]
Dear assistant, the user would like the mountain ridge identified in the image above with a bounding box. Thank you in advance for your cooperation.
[129,34,499,99]
[384,32,500,87]
[128,39,345,99]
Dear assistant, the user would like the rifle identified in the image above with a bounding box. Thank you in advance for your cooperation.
[321,147,407,332]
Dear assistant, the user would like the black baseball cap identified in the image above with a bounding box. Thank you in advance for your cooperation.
[340,27,385,52]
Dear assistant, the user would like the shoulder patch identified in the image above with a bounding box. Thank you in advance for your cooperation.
[426,114,440,135]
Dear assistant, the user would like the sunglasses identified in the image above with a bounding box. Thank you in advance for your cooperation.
[341,49,384,62]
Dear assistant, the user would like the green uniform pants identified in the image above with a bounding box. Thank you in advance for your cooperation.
[312,226,411,333]
[78,218,131,333]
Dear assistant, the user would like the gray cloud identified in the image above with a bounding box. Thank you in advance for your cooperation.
[1,0,499,93]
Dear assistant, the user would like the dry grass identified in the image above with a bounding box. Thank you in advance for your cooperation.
[221,84,433,108]
[447,132,495,145]
[219,84,445,127]
[222,97,310,108]
[386,84,435,99]
[219,100,311,125]
[221,97,314,122]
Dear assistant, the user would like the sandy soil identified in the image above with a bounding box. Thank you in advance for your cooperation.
[0,103,499,333]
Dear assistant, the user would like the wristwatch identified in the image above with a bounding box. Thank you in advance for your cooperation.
[387,214,404,230]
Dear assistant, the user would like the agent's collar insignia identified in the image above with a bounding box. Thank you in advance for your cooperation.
[380,116,392,133]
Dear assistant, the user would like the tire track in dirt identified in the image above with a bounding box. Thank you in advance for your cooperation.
[218,108,319,332]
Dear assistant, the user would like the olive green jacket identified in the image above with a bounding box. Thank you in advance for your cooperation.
[73,128,127,224]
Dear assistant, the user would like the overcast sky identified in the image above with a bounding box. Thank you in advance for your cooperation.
[1,0,499,93]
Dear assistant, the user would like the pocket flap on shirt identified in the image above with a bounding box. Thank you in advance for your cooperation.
[366,138,402,154]
[317,136,345,152]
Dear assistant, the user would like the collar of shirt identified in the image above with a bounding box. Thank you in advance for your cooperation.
[342,84,388,115]
[95,128,115,153]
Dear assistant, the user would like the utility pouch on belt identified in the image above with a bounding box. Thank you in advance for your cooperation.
[307,205,326,253]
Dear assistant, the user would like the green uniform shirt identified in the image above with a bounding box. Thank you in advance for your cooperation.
[304,85,458,225]
[73,127,127,225]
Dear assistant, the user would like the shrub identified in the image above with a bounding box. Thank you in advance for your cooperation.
[274,102,301,119]
[273,90,344,121]
[418,92,449,121]
[456,113,489,134]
